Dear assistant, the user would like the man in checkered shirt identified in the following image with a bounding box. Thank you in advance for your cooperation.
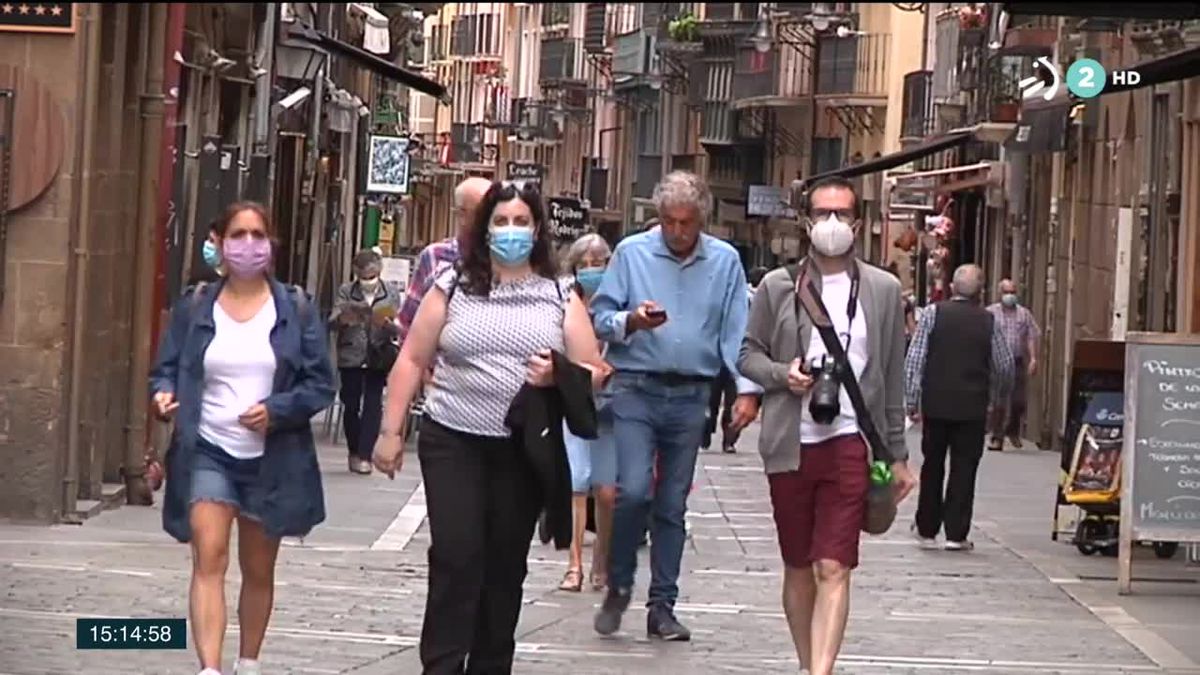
[985,278,1041,451]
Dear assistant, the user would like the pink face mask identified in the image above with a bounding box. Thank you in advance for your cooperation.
[222,237,272,279]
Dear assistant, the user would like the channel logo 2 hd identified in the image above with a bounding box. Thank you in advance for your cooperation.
[1020,57,1140,100]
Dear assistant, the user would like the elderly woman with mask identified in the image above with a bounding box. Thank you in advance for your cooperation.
[331,249,401,474]
[557,233,616,592]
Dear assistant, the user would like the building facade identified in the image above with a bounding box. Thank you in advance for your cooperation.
[0,2,447,523]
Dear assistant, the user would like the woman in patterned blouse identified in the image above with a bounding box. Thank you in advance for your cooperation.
[373,181,605,674]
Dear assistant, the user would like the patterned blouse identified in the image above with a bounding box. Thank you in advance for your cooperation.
[422,268,569,438]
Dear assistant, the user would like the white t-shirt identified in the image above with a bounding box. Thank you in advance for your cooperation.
[198,299,278,459]
[799,272,869,445]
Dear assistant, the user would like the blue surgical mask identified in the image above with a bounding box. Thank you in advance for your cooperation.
[489,226,535,266]
[576,267,605,296]
[1001,293,1018,308]
[202,239,222,270]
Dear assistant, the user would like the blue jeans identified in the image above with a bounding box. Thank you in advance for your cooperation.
[608,374,709,609]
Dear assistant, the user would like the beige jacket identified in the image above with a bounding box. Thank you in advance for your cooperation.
[737,260,908,474]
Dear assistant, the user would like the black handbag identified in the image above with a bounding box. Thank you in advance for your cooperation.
[365,329,399,372]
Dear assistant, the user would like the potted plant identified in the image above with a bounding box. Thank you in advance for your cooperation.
[991,94,1019,122]
[667,12,701,44]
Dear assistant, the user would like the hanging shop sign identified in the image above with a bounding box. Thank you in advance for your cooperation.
[366,135,410,195]
[506,161,543,190]
[0,2,75,34]
[746,185,796,219]
[547,197,589,244]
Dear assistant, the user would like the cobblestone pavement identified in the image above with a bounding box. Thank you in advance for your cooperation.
[0,424,1170,675]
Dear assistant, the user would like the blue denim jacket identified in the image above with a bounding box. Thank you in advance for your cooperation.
[149,278,336,543]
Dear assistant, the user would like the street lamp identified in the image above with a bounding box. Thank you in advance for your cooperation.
[752,9,773,54]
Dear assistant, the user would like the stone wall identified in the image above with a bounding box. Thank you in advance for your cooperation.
[0,30,83,521]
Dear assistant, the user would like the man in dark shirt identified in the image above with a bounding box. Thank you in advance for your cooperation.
[904,264,1014,551]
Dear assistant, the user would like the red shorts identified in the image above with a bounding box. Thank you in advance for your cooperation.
[768,433,869,570]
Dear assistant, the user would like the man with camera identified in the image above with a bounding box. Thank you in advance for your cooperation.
[905,264,1014,551]
[739,176,915,675]
[590,171,761,642]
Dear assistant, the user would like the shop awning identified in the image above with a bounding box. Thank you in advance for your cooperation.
[293,26,450,104]
[889,161,999,194]
[1001,3,1200,19]
[802,131,974,187]
[1103,46,1200,95]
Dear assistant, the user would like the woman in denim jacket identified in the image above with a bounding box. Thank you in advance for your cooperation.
[150,202,335,675]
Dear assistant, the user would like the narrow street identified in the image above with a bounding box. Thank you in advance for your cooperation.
[1,423,1194,675]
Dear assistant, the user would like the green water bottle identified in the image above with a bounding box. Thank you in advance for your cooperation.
[870,460,893,486]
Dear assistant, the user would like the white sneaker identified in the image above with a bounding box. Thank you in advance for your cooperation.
[911,523,938,550]
[233,659,261,675]
[199,669,222,675]
[945,540,975,552]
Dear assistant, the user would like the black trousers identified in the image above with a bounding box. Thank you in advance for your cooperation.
[339,367,387,460]
[418,419,542,675]
[915,418,986,543]
[703,369,739,449]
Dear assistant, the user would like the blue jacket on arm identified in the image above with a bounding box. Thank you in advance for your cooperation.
[149,277,336,543]
[590,229,762,395]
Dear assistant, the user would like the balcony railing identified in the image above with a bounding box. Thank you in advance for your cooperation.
[450,123,484,164]
[541,38,585,83]
[815,33,889,99]
[542,2,571,28]
[732,43,813,102]
[450,13,501,59]
[900,70,933,141]
[429,24,450,62]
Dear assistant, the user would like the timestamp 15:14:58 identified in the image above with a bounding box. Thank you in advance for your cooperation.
[76,618,187,650]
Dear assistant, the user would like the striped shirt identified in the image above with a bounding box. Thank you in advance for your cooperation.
[422,268,569,437]
[986,303,1040,361]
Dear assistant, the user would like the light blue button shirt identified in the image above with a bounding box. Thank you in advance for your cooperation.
[590,228,762,395]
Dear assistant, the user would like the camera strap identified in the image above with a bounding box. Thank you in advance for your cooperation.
[786,260,892,464]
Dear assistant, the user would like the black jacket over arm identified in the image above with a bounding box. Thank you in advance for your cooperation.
[505,351,598,550]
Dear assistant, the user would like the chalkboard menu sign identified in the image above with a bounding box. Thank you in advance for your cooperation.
[1119,333,1200,594]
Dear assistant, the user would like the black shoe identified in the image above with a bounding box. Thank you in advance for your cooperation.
[647,605,691,642]
[721,443,736,454]
[594,588,632,636]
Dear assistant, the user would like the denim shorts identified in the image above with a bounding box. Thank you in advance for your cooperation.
[563,408,616,493]
[190,436,265,521]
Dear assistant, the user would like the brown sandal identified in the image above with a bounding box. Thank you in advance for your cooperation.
[558,569,583,592]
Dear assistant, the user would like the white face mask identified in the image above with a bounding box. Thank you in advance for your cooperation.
[359,276,380,292]
[808,214,856,257]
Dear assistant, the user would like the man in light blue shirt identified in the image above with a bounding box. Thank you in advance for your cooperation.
[591,171,761,642]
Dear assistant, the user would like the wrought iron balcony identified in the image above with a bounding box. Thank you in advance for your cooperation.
[814,32,889,103]
[449,13,501,60]
[731,43,813,108]
[541,38,586,85]
[542,2,571,28]
[900,70,933,142]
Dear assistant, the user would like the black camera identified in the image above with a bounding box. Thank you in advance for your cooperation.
[808,356,841,425]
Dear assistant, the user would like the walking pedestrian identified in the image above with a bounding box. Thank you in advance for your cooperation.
[396,176,492,346]
[371,181,606,674]
[906,264,1014,551]
[188,222,225,285]
[330,249,401,474]
[590,170,760,641]
[149,202,336,675]
[558,233,617,593]
[739,176,915,675]
[986,278,1040,451]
